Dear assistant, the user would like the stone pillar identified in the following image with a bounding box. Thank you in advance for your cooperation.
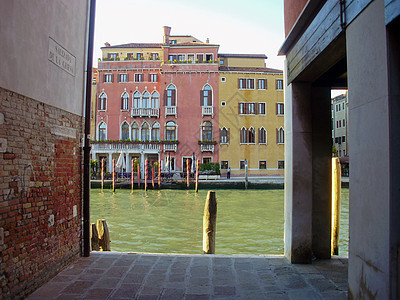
[311,87,332,259]
[284,79,332,263]
[347,0,399,297]
[108,153,112,173]
[284,80,313,264]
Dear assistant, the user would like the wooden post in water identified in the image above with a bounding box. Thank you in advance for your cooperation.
[244,158,248,189]
[203,191,217,254]
[331,157,341,255]
[97,219,111,251]
[91,223,99,251]
[131,158,134,192]
[152,167,155,188]
[187,159,190,188]
[145,159,148,191]
[195,159,199,192]
[112,159,115,192]
[158,158,161,188]
[101,158,104,191]
[137,162,140,189]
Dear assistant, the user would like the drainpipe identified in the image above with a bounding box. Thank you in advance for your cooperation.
[340,0,346,30]
[83,0,96,257]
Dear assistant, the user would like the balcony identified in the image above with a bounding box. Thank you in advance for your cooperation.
[201,144,214,153]
[91,142,161,152]
[165,106,177,117]
[163,143,177,152]
[131,108,159,118]
[202,106,214,118]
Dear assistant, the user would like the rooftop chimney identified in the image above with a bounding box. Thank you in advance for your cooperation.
[206,38,209,44]
[163,26,171,44]
[104,42,110,47]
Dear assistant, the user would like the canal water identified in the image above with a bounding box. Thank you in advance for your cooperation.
[91,189,349,256]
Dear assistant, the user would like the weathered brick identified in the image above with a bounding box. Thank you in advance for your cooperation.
[0,86,83,299]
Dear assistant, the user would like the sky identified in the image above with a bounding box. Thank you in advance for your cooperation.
[93,0,285,70]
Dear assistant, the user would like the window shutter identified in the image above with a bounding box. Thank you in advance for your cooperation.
[121,98,124,109]
[265,79,268,89]
[103,74,106,83]
[163,91,167,106]
[111,74,114,83]
[209,91,213,105]
[117,74,120,83]
[276,103,278,115]
[219,128,222,143]
[126,74,129,82]
[258,128,261,143]
[148,74,151,82]
[227,128,230,143]
[200,90,204,106]
[238,79,241,89]
[255,103,258,114]
[238,103,241,114]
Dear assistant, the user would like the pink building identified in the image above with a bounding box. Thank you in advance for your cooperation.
[92,27,219,175]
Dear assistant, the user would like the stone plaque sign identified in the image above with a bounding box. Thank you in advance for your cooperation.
[48,37,76,76]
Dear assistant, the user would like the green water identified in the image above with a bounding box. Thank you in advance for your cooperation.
[91,189,349,256]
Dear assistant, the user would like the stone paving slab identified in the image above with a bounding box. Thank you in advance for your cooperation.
[27,252,348,300]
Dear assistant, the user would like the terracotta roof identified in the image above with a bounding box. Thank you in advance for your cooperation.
[101,43,162,49]
[218,53,268,59]
[219,66,283,73]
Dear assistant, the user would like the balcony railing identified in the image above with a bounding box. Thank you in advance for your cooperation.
[92,142,161,152]
[163,143,177,152]
[131,108,159,118]
[165,106,177,117]
[201,144,214,153]
[202,106,214,118]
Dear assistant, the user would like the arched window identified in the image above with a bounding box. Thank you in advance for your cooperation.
[99,93,107,110]
[165,121,176,141]
[121,92,129,110]
[259,127,267,144]
[165,84,176,106]
[151,92,159,109]
[142,91,150,108]
[201,121,213,141]
[152,122,160,141]
[240,127,247,143]
[121,122,129,141]
[98,122,107,141]
[133,91,141,109]
[277,127,284,144]
[141,122,150,141]
[201,84,212,106]
[248,127,255,143]
[131,122,139,141]
[220,127,229,143]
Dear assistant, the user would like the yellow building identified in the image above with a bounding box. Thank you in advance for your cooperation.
[218,54,284,177]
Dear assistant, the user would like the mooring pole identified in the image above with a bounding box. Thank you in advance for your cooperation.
[137,162,140,189]
[187,159,190,188]
[244,158,248,189]
[131,158,134,193]
[101,158,104,191]
[112,158,115,192]
[158,158,161,188]
[152,167,155,188]
[195,159,199,192]
[145,159,148,191]
[203,191,217,254]
[331,157,341,255]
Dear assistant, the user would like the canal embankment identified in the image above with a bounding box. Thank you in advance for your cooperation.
[91,176,350,189]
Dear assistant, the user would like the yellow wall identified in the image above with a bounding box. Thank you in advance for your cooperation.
[219,71,284,176]
[220,57,266,68]
[101,48,163,61]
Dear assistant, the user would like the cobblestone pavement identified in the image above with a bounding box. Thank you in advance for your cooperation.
[28,252,348,299]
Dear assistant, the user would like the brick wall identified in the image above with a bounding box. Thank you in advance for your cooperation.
[0,87,83,299]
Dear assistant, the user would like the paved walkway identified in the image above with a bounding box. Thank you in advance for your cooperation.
[28,252,348,299]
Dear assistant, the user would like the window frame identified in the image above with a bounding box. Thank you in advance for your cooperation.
[134,73,143,82]
[259,160,267,169]
[276,79,284,90]
[257,78,267,90]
